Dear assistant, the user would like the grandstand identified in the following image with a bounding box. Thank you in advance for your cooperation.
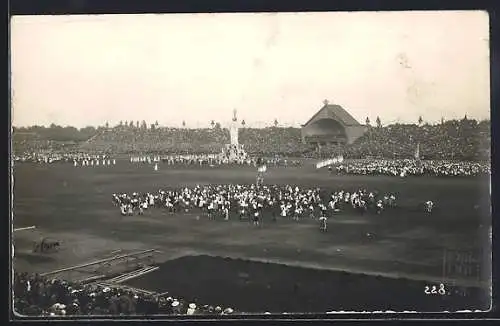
[12,117,491,161]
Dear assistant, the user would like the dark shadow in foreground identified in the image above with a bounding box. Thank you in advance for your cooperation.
[125,255,490,313]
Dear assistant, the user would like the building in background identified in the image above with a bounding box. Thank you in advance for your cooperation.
[301,100,366,148]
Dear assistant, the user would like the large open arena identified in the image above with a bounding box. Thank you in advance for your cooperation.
[11,11,492,317]
[12,159,491,313]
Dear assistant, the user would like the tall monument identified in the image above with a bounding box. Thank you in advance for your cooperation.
[221,109,247,163]
[230,109,239,146]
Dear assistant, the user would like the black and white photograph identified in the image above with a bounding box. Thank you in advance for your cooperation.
[10,11,492,317]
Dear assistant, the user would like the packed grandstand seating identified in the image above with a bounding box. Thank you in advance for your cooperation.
[79,127,230,154]
[13,118,490,161]
[14,272,236,316]
[342,119,490,161]
[239,127,309,156]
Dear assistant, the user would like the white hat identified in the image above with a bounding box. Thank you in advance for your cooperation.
[189,303,196,309]
[60,310,66,315]
[172,301,179,307]
[103,287,111,293]
[59,304,66,309]
[134,295,139,299]
[224,308,234,314]
[264,312,271,314]
[50,312,55,316]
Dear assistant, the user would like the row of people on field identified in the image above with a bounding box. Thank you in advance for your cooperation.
[13,152,112,165]
[161,154,254,166]
[130,156,162,163]
[74,159,116,167]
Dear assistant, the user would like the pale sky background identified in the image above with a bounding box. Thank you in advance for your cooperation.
[10,11,490,128]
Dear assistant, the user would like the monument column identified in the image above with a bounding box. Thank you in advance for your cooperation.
[230,109,239,146]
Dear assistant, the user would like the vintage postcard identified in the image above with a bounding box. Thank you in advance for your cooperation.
[10,11,491,317]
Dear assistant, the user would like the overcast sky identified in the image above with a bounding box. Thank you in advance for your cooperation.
[10,11,490,128]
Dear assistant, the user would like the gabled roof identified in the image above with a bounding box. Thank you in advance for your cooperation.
[303,104,361,127]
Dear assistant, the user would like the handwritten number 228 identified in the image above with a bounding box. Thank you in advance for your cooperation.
[425,284,446,295]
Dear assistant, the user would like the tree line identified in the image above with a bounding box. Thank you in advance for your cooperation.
[12,124,103,142]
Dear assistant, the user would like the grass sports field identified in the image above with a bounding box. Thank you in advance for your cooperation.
[12,160,492,312]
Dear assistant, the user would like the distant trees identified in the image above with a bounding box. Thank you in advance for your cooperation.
[274,119,278,127]
[418,116,423,126]
[182,120,186,128]
[241,120,246,127]
[376,116,382,128]
[105,122,109,129]
[79,126,96,138]
[12,124,98,141]
[211,120,215,128]
[365,117,370,126]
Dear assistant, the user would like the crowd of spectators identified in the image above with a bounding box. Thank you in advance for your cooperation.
[342,119,490,161]
[79,127,230,154]
[14,272,236,316]
[12,118,490,161]
[334,159,490,177]
[239,127,309,156]
[12,139,79,157]
[77,126,309,157]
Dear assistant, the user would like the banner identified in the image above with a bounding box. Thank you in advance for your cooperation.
[316,155,345,169]
[316,158,335,169]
